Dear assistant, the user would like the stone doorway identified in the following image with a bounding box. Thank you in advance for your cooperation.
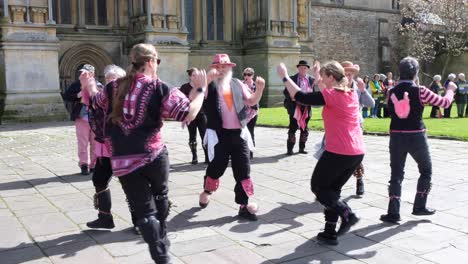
[59,44,113,92]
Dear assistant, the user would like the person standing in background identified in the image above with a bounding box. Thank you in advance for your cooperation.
[443,73,457,118]
[243,67,259,159]
[455,73,467,118]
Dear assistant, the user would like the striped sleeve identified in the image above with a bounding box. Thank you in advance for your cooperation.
[160,87,190,121]
[93,89,108,109]
[419,86,453,108]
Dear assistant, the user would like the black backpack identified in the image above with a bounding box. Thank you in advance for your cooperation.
[88,84,113,143]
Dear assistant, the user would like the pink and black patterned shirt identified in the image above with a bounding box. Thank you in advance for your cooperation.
[94,73,190,176]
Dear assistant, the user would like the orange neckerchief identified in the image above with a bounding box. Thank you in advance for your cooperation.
[222,86,234,112]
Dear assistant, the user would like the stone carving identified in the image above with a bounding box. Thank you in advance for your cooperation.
[166,15,179,30]
[271,20,281,34]
[6,31,50,42]
[297,0,308,27]
[152,14,165,29]
[10,5,26,24]
[281,21,294,34]
[31,7,47,24]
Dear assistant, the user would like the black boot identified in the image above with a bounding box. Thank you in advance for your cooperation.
[331,202,359,236]
[380,184,402,224]
[354,163,365,196]
[412,182,435,216]
[155,195,172,246]
[189,141,198,164]
[299,142,308,154]
[137,216,171,264]
[317,209,339,245]
[287,134,296,155]
[126,198,140,235]
[87,189,115,229]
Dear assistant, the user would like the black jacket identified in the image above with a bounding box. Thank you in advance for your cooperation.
[283,74,315,115]
[61,80,84,121]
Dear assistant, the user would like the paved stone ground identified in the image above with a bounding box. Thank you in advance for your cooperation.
[0,121,468,264]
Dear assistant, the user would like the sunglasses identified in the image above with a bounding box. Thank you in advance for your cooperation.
[244,73,253,77]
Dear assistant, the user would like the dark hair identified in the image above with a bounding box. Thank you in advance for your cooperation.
[110,43,157,124]
[186,67,198,76]
[399,57,419,80]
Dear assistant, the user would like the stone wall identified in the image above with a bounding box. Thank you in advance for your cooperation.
[309,5,400,77]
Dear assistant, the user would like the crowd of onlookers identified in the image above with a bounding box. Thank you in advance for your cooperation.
[359,72,467,119]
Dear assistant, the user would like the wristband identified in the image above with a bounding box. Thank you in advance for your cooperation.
[282,77,288,83]
[196,87,204,93]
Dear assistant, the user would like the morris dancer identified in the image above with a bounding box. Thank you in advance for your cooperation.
[180,68,208,164]
[380,57,456,224]
[341,61,375,196]
[278,61,364,245]
[283,60,315,155]
[86,43,207,264]
[198,54,265,221]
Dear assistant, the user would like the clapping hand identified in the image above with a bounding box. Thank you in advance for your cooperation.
[192,69,207,92]
[356,77,366,92]
[255,76,265,91]
[312,61,321,80]
[277,63,288,79]
[207,68,218,84]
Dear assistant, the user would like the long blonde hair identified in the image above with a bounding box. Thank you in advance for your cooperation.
[110,43,158,124]
[320,61,350,92]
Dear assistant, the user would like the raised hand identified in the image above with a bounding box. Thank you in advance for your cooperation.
[207,68,218,84]
[192,69,207,91]
[312,60,321,79]
[356,77,366,92]
[277,63,288,79]
[255,76,266,91]
[447,81,457,92]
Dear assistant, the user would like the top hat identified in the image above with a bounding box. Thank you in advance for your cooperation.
[296,60,310,68]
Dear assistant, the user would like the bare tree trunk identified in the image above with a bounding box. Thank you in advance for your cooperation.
[440,54,452,79]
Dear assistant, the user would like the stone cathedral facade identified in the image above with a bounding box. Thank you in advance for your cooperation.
[0,0,400,122]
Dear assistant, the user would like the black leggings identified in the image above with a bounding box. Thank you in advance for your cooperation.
[188,113,207,143]
[118,148,169,220]
[92,157,113,192]
[311,151,363,217]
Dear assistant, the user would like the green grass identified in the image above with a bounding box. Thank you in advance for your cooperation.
[257,106,468,141]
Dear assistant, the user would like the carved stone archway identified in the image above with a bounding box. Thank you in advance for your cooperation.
[59,44,114,92]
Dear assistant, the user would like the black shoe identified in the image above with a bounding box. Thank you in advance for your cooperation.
[380,214,401,224]
[356,178,364,196]
[238,207,258,221]
[86,213,115,229]
[287,149,294,155]
[337,213,360,236]
[80,164,89,175]
[89,168,94,174]
[412,208,436,216]
[317,231,339,245]
[299,148,308,154]
[191,158,198,165]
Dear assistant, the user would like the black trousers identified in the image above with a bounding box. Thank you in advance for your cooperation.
[444,103,453,118]
[118,148,169,220]
[247,115,258,146]
[311,151,364,221]
[92,157,113,192]
[430,106,440,118]
[389,132,432,198]
[205,129,251,205]
[288,115,310,142]
[188,113,207,143]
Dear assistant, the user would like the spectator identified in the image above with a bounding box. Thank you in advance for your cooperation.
[443,73,457,118]
[362,75,370,118]
[369,74,383,118]
[429,75,443,118]
[383,72,395,118]
[243,67,259,159]
[455,73,467,118]
[62,64,101,175]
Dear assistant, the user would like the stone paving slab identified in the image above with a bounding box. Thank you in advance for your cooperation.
[0,121,467,263]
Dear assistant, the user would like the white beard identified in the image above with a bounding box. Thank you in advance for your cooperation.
[216,71,233,89]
